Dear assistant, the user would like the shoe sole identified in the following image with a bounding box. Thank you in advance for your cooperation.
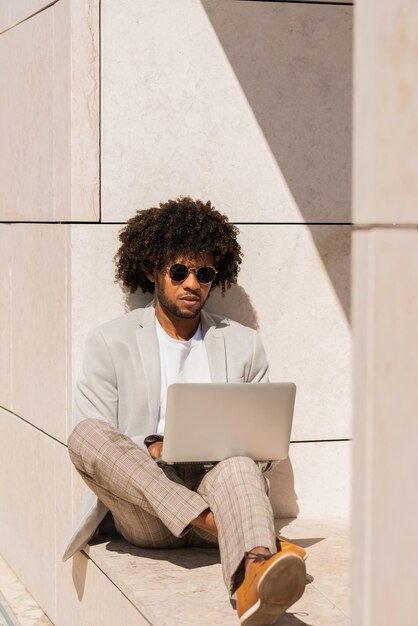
[239,553,306,626]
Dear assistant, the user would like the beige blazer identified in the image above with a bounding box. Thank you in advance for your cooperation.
[62,304,269,561]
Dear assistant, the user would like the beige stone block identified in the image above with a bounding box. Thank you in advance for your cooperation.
[0,9,54,220]
[354,1,418,223]
[57,551,149,626]
[0,1,53,32]
[352,228,418,624]
[101,0,352,223]
[0,409,56,621]
[0,1,99,221]
[10,224,68,443]
[208,224,352,441]
[0,225,12,408]
[268,441,351,519]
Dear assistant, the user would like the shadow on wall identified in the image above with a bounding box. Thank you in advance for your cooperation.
[266,457,299,518]
[201,0,352,321]
[72,552,88,601]
[206,283,259,329]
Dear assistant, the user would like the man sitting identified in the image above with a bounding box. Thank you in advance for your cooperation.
[64,197,306,625]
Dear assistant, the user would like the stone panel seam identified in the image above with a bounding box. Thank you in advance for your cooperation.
[0,405,350,448]
[0,221,354,226]
[234,222,353,226]
[291,438,351,443]
[310,581,350,619]
[0,405,66,447]
[0,1,60,36]
[353,224,418,230]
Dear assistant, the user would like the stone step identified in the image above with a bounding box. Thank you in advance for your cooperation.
[80,518,350,626]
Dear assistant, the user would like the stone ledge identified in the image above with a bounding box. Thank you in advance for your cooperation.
[83,518,350,626]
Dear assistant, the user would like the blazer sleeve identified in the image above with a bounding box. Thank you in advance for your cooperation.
[74,329,119,428]
[73,329,150,452]
[247,330,270,383]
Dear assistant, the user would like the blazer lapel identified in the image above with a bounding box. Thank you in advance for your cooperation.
[201,309,227,383]
[135,307,161,427]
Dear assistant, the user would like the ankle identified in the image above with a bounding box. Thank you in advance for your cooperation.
[191,509,218,537]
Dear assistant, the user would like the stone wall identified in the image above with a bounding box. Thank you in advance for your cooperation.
[0,1,352,622]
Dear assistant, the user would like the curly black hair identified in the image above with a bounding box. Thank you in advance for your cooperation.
[114,197,242,294]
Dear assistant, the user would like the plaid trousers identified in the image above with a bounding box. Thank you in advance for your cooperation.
[68,418,277,595]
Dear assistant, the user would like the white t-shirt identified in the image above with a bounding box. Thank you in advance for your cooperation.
[155,319,211,435]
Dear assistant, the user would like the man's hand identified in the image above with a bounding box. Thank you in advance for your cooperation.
[148,441,163,460]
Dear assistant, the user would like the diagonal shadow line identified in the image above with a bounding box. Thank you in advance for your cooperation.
[201,0,353,322]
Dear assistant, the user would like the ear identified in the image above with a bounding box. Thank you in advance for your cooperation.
[146,272,156,284]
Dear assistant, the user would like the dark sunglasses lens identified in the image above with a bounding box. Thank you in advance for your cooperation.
[196,266,216,283]
[169,264,189,281]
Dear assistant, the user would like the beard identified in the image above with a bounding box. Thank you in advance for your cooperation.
[155,277,209,319]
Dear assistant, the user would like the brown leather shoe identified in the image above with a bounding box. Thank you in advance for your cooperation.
[236,551,306,626]
[276,537,307,561]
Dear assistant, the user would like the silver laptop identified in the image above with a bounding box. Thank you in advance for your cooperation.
[161,383,296,464]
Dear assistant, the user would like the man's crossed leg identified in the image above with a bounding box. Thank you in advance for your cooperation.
[68,418,306,625]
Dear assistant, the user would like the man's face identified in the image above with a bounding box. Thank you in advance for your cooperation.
[152,251,216,320]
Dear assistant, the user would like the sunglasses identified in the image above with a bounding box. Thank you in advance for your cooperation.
[168,263,218,284]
